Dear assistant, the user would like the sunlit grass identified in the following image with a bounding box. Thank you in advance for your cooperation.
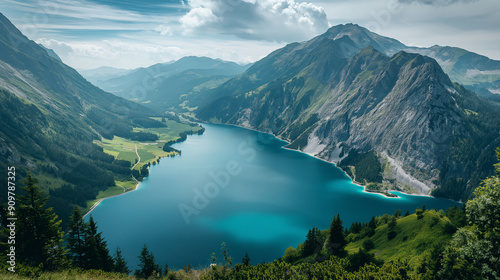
[346,210,454,268]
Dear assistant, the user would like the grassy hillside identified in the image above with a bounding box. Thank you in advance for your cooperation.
[346,210,454,268]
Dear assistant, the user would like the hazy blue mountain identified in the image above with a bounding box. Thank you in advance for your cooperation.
[89,56,251,112]
[403,45,500,100]
[0,12,159,225]
[196,26,500,201]
[77,66,132,86]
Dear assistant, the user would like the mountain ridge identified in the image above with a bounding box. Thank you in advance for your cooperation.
[0,12,161,225]
[82,56,252,112]
[195,27,500,201]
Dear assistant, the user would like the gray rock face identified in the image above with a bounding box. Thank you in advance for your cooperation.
[309,50,465,192]
[197,27,500,200]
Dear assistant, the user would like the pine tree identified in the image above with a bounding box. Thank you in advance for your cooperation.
[85,215,114,271]
[314,227,324,249]
[326,214,346,257]
[220,242,232,268]
[135,245,161,279]
[302,229,316,257]
[113,247,130,274]
[17,174,68,270]
[393,209,402,218]
[242,251,251,266]
[368,216,377,229]
[388,216,397,229]
[67,205,87,268]
[350,222,362,234]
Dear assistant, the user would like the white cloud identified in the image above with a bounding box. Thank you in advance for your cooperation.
[180,0,329,41]
[7,0,500,69]
[155,25,173,36]
[36,36,283,69]
[37,38,186,69]
[180,7,219,30]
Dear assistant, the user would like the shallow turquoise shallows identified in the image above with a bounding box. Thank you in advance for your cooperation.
[88,123,459,269]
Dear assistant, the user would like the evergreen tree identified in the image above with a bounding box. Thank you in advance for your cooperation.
[135,245,161,279]
[242,251,251,266]
[368,216,377,229]
[326,214,346,257]
[415,208,424,219]
[113,247,130,274]
[302,228,316,257]
[140,164,149,177]
[220,242,233,268]
[349,222,362,234]
[404,210,410,217]
[388,216,397,229]
[314,227,324,249]
[17,174,68,270]
[85,215,114,271]
[393,209,402,218]
[387,216,397,240]
[67,205,87,268]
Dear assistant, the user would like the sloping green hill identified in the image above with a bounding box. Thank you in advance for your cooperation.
[346,210,454,267]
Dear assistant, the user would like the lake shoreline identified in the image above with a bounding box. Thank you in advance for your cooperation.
[87,122,462,269]
[85,121,460,218]
[84,124,205,218]
[209,122,453,201]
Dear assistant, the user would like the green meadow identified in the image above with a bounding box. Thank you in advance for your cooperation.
[87,118,203,211]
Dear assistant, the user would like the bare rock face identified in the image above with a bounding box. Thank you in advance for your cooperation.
[197,25,500,200]
[305,49,466,193]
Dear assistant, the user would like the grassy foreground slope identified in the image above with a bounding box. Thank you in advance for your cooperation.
[346,210,454,267]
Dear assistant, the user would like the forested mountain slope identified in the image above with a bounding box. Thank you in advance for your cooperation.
[0,12,163,224]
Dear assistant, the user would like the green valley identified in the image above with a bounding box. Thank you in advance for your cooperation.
[88,118,204,211]
[1,2,500,279]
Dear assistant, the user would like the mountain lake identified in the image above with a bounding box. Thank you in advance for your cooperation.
[88,123,459,269]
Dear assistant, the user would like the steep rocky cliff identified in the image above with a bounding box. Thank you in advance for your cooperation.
[196,26,500,201]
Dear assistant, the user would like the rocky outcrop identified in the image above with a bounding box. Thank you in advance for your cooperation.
[196,25,500,200]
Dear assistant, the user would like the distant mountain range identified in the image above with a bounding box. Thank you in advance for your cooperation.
[195,24,500,201]
[78,56,251,112]
[77,66,132,86]
[404,45,500,102]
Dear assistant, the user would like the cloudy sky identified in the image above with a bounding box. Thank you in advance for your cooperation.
[2,0,499,69]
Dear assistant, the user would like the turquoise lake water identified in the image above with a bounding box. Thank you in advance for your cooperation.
[88,123,459,269]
